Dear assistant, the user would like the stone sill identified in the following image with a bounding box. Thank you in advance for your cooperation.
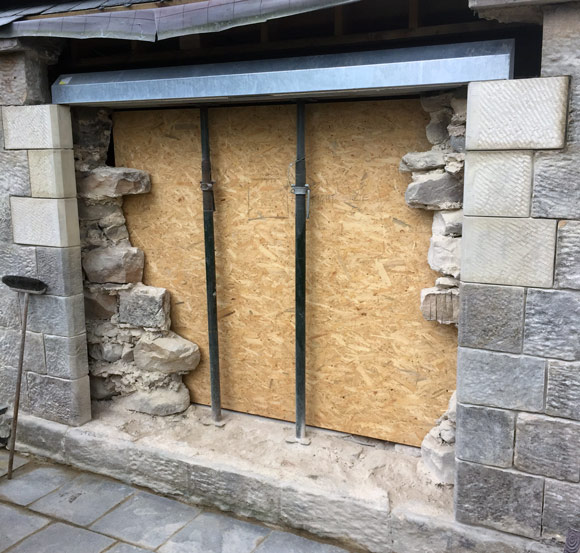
[13,401,560,553]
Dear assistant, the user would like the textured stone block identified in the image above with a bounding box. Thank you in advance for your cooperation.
[555,221,580,289]
[26,373,91,426]
[542,479,580,541]
[432,210,462,237]
[0,196,13,242]
[0,149,30,196]
[0,51,50,106]
[0,328,45,373]
[455,460,544,538]
[457,348,545,411]
[464,151,533,217]
[11,197,80,247]
[466,77,569,150]
[27,293,85,337]
[456,404,515,468]
[458,283,525,353]
[515,414,580,481]
[0,286,22,329]
[118,284,170,330]
[420,286,459,325]
[546,360,580,421]
[36,246,83,296]
[44,334,89,379]
[2,105,73,149]
[462,217,557,287]
[0,366,29,408]
[524,289,580,361]
[0,243,37,280]
[28,149,76,198]
[82,246,144,284]
[532,148,580,219]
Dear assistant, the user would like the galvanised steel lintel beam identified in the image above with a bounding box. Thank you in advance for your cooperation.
[52,39,514,107]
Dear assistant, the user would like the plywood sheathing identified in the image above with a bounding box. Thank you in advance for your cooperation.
[114,101,457,446]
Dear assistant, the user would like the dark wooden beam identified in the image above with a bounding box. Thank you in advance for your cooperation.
[408,0,419,30]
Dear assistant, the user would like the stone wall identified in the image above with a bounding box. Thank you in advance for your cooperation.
[72,108,201,416]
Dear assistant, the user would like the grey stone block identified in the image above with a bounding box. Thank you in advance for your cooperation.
[0,196,13,242]
[30,473,135,526]
[0,504,49,552]
[405,170,462,210]
[26,373,91,426]
[455,460,544,538]
[0,328,45,373]
[515,414,580,482]
[546,360,580,421]
[457,348,545,411]
[159,512,271,553]
[432,209,463,237]
[28,149,76,199]
[400,150,446,172]
[0,366,29,409]
[0,51,50,106]
[27,293,85,337]
[0,465,75,506]
[118,283,170,330]
[532,148,580,219]
[0,286,21,329]
[462,217,557,288]
[524,289,580,361]
[0,149,30,196]
[82,246,144,284]
[108,545,149,553]
[255,531,347,553]
[90,491,199,550]
[542,479,580,541]
[14,413,67,463]
[9,522,114,553]
[0,244,37,281]
[458,283,525,353]
[36,246,83,297]
[555,221,580,289]
[456,403,515,468]
[44,333,89,379]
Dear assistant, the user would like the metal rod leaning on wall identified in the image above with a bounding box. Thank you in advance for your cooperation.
[200,107,222,423]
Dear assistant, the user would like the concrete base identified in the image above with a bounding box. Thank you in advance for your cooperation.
[13,401,561,553]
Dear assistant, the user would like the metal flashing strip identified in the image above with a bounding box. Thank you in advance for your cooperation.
[52,39,514,107]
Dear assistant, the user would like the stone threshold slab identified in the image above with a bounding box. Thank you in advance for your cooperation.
[12,402,561,553]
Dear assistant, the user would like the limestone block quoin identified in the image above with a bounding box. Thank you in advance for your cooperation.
[28,149,76,199]
[36,246,83,297]
[44,334,89,380]
[555,220,580,289]
[546,360,580,421]
[27,293,85,337]
[466,77,569,150]
[461,217,557,288]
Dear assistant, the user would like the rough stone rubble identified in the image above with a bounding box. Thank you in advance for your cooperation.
[73,108,200,416]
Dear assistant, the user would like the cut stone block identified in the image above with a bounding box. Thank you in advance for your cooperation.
[0,149,30,196]
[405,170,463,210]
[134,331,200,373]
[524,289,580,361]
[44,334,89,379]
[0,504,49,552]
[0,243,37,282]
[28,293,85,337]
[11,197,80,247]
[432,210,462,236]
[26,373,91,426]
[515,413,580,481]
[428,235,461,277]
[420,286,459,325]
[464,151,533,217]
[542,479,580,541]
[555,220,580,289]
[532,148,580,219]
[456,403,515,468]
[455,460,544,539]
[0,51,50,106]
[82,246,144,284]
[0,286,21,329]
[36,246,83,297]
[118,283,170,330]
[457,347,546,412]
[0,465,75,506]
[0,328,45,373]
[461,217,557,287]
[28,149,76,198]
[2,105,73,149]
[458,283,525,353]
[78,166,151,199]
[546,360,580,421]
[466,77,569,150]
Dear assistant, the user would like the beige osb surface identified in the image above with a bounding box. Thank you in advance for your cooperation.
[113,101,457,446]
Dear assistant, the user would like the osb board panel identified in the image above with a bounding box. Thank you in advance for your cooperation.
[113,101,457,446]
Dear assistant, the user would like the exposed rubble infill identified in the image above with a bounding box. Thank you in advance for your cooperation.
[0,404,10,447]
[72,108,200,416]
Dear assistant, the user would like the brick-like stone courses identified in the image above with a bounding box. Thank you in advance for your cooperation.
[457,71,580,544]
[0,40,90,427]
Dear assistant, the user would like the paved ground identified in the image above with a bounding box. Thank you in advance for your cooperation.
[0,450,352,553]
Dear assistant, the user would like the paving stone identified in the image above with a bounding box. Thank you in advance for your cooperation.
[28,149,76,199]
[36,246,83,297]
[427,235,460,278]
[466,77,569,150]
[555,220,580,289]
[0,449,29,478]
[44,333,89,379]
[9,522,114,553]
[542,479,580,541]
[455,460,544,539]
[254,531,349,553]
[461,217,557,288]
[524,289,580,361]
[107,545,150,553]
[27,293,85,337]
[0,464,75,505]
[464,151,533,217]
[456,403,515,468]
[30,473,135,526]
[0,503,49,553]
[546,360,580,421]
[515,414,580,482]
[458,283,525,353]
[457,348,545,411]
[159,512,270,553]
[90,491,199,549]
